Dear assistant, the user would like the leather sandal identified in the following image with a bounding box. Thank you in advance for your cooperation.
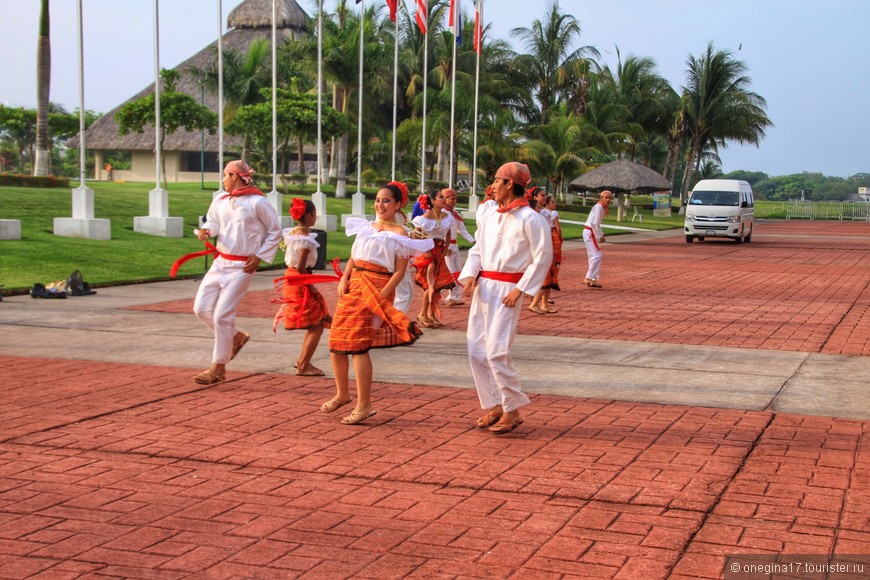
[528,304,547,315]
[341,407,378,425]
[231,332,251,360]
[194,369,226,385]
[417,314,433,328]
[296,363,325,376]
[489,414,523,434]
[320,398,352,413]
[476,410,503,429]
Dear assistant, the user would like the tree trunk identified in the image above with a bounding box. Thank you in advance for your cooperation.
[297,137,305,177]
[34,0,51,177]
[616,193,625,222]
[334,86,349,198]
[436,138,447,183]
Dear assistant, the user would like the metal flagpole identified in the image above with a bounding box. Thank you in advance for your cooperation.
[76,0,86,189]
[356,0,365,195]
[391,15,399,181]
[271,0,277,195]
[317,0,323,192]
[217,0,224,194]
[471,0,481,204]
[153,0,162,192]
[448,7,458,188]
[421,2,428,193]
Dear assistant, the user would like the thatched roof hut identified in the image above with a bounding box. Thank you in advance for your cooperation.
[75,0,310,164]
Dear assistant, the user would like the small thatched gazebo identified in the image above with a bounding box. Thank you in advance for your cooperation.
[569,159,672,222]
[75,0,310,183]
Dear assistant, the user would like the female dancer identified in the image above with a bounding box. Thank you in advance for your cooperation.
[442,188,475,307]
[275,199,331,376]
[412,191,456,327]
[326,182,433,425]
[530,195,563,314]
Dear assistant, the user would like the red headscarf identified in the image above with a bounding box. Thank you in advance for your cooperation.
[495,162,531,187]
[225,160,255,185]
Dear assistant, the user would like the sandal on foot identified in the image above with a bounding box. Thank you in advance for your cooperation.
[194,369,225,385]
[489,414,523,434]
[320,398,352,413]
[231,332,251,360]
[476,411,503,429]
[528,305,547,315]
[297,364,325,377]
[543,307,559,314]
[417,315,433,328]
[341,407,378,425]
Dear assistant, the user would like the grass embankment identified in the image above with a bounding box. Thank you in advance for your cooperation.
[0,182,685,293]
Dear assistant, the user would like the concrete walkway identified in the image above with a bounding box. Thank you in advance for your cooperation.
[1,220,869,578]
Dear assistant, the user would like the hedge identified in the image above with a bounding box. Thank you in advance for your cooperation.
[0,174,71,188]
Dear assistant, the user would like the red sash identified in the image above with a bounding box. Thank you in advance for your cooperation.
[480,270,523,283]
[272,258,343,331]
[584,226,601,251]
[169,241,249,278]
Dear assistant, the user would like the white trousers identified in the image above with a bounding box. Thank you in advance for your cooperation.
[444,243,463,301]
[193,258,254,364]
[466,278,530,412]
[583,230,603,281]
[393,264,413,313]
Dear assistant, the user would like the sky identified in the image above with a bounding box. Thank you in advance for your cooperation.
[1,0,867,179]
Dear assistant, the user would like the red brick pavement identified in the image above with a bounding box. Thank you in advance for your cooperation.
[133,220,870,356]
[2,355,869,578]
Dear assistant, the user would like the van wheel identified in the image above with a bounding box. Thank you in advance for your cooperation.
[734,235,743,244]
[685,235,694,243]
[745,229,752,243]
[698,237,705,241]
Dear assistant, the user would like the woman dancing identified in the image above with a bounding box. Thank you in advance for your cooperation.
[411,191,456,327]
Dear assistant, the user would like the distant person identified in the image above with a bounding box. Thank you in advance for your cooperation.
[105,163,113,181]
[191,160,283,385]
[583,190,613,288]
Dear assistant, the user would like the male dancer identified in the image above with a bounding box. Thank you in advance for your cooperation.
[459,162,552,434]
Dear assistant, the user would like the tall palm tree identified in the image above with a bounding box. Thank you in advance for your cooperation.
[34,0,51,176]
[509,0,599,125]
[679,42,772,198]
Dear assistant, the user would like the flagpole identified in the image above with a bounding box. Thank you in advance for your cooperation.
[271,0,277,195]
[153,0,162,192]
[471,0,481,208]
[391,15,399,181]
[448,20,457,188]
[217,0,224,194]
[421,7,428,194]
[356,0,365,195]
[317,0,323,192]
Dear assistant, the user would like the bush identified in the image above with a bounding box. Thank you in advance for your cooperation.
[0,174,70,188]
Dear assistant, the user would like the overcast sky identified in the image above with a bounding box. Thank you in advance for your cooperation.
[1,0,867,178]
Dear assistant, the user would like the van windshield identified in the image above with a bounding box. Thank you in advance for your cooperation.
[689,191,739,206]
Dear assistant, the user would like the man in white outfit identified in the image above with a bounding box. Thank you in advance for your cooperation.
[459,162,552,434]
[583,190,613,288]
[442,188,475,305]
[192,160,282,384]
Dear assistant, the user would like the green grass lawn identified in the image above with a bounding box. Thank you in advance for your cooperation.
[0,181,684,294]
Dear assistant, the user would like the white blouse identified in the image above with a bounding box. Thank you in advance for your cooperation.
[548,209,559,228]
[412,212,454,240]
[345,217,434,271]
[282,229,320,268]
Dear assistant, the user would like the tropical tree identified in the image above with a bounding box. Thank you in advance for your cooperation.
[509,0,599,125]
[116,69,218,188]
[34,0,51,176]
[679,42,772,198]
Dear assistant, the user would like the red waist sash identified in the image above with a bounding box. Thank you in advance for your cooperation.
[169,241,249,278]
[480,270,523,283]
[584,226,601,251]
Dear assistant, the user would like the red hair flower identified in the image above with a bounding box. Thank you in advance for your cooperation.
[289,198,307,221]
[417,193,431,211]
[387,180,409,207]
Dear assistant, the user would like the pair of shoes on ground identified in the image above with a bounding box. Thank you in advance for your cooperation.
[584,278,603,288]
[417,314,442,328]
[30,283,66,299]
[530,304,558,315]
[319,398,377,425]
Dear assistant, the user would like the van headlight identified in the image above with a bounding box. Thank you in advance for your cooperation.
[726,216,740,223]
[685,215,695,222]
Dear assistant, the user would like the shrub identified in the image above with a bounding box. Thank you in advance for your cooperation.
[0,174,70,187]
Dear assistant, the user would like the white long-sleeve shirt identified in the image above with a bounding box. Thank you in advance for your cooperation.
[202,194,282,263]
[459,204,552,297]
[584,203,606,239]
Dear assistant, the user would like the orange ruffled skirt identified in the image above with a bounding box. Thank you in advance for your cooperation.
[277,266,332,330]
[413,239,456,292]
[545,227,563,291]
[328,260,422,355]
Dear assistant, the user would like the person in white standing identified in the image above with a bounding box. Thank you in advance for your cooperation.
[192,160,282,384]
[583,190,613,288]
[442,188,475,306]
[459,162,553,434]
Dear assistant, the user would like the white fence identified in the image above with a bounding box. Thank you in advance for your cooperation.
[786,201,870,221]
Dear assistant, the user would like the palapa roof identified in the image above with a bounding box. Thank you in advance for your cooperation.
[568,159,672,194]
[75,0,310,153]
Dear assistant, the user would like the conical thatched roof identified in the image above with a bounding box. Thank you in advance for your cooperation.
[568,159,672,193]
[72,0,310,153]
[229,0,310,30]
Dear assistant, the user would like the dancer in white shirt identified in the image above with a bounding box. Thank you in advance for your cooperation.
[442,188,475,306]
[191,160,282,384]
[583,190,613,288]
[459,162,553,434]
[412,191,455,327]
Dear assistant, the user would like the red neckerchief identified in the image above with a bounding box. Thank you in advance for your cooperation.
[221,185,264,199]
[496,197,530,213]
[598,200,610,216]
[450,209,463,221]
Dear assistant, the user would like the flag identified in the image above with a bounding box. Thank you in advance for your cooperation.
[449,0,461,44]
[474,0,483,54]
[386,0,397,22]
[415,0,428,34]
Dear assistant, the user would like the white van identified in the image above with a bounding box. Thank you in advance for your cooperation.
[684,179,755,243]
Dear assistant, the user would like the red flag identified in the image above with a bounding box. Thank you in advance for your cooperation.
[386,0,397,22]
[474,0,483,54]
[449,0,461,40]
[415,0,428,34]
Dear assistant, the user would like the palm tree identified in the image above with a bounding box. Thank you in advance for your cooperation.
[34,0,51,176]
[679,42,772,198]
[509,0,599,125]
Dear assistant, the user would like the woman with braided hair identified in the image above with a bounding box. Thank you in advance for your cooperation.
[275,198,331,376]
[412,191,456,327]
[326,182,434,425]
